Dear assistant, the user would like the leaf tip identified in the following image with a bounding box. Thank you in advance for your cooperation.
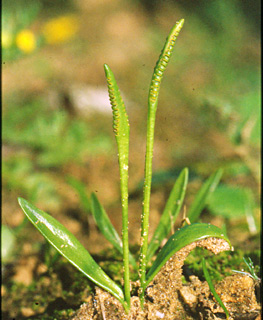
[17,197,25,206]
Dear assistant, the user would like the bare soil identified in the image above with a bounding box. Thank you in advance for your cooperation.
[71,238,260,320]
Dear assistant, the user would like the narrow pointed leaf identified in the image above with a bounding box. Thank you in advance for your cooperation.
[91,193,137,269]
[18,197,124,303]
[188,169,223,222]
[67,176,91,213]
[145,223,231,287]
[202,258,230,319]
[91,192,122,250]
[147,168,188,262]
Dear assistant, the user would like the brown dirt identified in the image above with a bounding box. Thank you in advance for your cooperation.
[71,237,260,320]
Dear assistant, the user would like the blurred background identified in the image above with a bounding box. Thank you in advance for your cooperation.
[2,0,261,267]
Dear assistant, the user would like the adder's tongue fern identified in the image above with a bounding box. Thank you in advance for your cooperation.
[17,19,231,315]
[138,19,184,306]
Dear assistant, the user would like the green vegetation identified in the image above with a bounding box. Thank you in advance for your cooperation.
[17,20,233,313]
[184,247,260,283]
[2,97,112,206]
[2,2,260,318]
[202,258,230,319]
[233,256,261,282]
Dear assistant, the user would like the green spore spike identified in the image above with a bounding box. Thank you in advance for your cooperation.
[149,19,184,104]
[104,64,131,309]
[104,64,129,137]
[139,19,184,306]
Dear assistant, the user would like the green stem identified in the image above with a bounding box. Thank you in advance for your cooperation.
[138,19,184,307]
[119,152,130,309]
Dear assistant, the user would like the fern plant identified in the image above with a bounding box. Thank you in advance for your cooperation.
[18,19,231,313]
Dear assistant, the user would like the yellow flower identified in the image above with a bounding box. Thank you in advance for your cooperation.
[42,15,79,44]
[16,30,36,53]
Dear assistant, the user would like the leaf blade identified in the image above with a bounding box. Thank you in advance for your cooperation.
[67,176,91,213]
[91,192,122,250]
[90,193,137,270]
[147,168,188,262]
[187,169,223,222]
[202,258,230,319]
[18,197,124,303]
[145,223,231,287]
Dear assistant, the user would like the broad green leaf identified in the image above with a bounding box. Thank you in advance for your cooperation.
[188,169,223,222]
[202,258,230,319]
[147,168,188,262]
[18,197,124,304]
[91,193,137,269]
[207,184,254,218]
[145,223,231,288]
[208,185,257,233]
[67,176,91,213]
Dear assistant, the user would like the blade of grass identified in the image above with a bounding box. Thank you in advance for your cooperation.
[242,257,260,281]
[145,223,231,288]
[244,190,257,235]
[202,258,230,319]
[146,167,188,262]
[67,176,91,213]
[91,193,137,270]
[188,168,223,223]
[104,64,130,309]
[17,197,125,307]
[139,19,185,306]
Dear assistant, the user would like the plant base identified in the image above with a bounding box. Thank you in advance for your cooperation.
[71,238,260,319]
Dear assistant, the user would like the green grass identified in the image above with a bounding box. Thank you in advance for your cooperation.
[3,98,112,168]
[2,97,112,205]
[184,247,260,282]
